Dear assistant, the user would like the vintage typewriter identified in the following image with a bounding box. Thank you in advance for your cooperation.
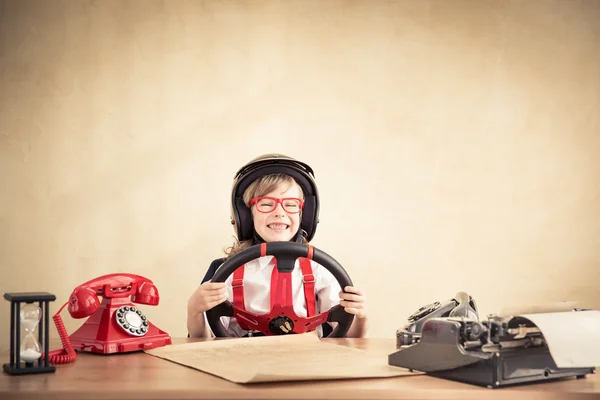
[388,292,596,388]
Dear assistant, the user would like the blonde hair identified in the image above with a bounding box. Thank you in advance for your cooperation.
[224,173,307,258]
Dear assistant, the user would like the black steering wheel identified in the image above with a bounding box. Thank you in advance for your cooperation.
[206,242,354,338]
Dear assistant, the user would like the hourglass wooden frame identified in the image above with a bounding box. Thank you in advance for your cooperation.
[3,292,56,375]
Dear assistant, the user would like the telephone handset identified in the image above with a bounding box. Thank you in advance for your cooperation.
[48,273,172,364]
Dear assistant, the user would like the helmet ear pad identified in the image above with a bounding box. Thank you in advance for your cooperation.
[301,195,318,238]
[232,165,319,243]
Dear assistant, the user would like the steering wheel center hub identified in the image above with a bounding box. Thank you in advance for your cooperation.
[269,316,295,335]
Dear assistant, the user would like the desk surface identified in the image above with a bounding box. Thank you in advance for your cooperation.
[1,338,599,400]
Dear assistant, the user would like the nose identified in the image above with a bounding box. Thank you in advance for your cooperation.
[273,201,287,217]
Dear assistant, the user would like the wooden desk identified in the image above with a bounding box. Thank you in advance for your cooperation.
[1,338,599,400]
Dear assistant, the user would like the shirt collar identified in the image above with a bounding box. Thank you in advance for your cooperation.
[257,255,274,270]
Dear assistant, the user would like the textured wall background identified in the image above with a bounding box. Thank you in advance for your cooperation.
[1,0,599,350]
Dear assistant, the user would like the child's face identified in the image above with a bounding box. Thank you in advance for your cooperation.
[251,183,303,242]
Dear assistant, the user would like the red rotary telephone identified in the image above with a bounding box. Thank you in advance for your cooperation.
[48,273,172,364]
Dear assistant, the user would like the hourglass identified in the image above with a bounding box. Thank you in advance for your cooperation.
[20,303,42,366]
[3,292,56,375]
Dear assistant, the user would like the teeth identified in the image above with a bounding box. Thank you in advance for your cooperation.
[268,224,288,229]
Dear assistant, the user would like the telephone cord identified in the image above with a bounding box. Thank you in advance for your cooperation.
[45,301,78,364]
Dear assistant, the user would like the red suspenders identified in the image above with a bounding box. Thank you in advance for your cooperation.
[227,244,333,335]
[232,266,245,312]
[232,257,316,330]
[300,258,316,317]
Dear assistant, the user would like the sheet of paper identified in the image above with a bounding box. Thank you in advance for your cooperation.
[145,333,416,383]
[499,301,578,317]
[516,310,600,368]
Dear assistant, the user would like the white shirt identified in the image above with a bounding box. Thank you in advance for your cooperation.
[214,256,342,337]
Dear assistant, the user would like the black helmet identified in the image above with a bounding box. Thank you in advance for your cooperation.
[230,153,320,242]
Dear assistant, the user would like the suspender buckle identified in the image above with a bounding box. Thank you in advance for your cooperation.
[232,278,244,288]
[303,274,315,283]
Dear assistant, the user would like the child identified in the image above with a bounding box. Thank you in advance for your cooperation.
[187,154,367,338]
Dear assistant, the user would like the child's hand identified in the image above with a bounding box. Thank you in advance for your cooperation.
[339,286,367,319]
[188,281,228,314]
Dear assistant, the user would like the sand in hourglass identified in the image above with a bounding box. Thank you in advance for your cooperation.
[20,306,42,364]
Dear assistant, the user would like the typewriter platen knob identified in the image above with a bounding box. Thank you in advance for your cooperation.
[396,329,418,348]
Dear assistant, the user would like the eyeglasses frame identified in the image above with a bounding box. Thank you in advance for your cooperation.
[249,196,305,214]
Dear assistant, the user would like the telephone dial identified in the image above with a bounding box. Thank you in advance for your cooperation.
[48,273,172,364]
[396,291,478,347]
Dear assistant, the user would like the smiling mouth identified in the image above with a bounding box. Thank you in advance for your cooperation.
[267,223,289,230]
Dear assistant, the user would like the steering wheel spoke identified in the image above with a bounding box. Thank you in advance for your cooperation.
[300,312,330,332]
[232,307,261,331]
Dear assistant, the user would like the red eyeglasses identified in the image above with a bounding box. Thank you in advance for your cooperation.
[249,197,305,214]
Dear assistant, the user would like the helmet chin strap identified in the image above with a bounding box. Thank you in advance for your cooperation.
[251,228,305,245]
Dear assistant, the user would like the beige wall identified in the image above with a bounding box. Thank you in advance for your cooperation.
[1,0,599,351]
